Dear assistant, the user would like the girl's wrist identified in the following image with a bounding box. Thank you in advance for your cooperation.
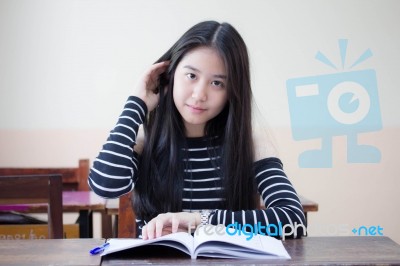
[194,212,201,227]
[198,210,215,226]
[136,94,157,112]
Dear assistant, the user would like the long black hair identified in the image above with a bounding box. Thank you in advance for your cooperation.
[134,21,257,222]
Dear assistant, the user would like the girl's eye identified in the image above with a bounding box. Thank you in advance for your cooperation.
[212,80,224,88]
[186,73,196,80]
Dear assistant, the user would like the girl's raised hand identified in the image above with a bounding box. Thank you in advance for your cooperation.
[134,61,170,112]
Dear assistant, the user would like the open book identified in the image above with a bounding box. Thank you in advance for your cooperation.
[101,225,290,259]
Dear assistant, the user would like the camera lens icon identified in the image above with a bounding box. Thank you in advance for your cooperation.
[286,69,382,168]
[327,81,370,125]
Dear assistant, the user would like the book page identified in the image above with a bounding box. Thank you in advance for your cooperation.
[192,225,290,259]
[101,232,194,257]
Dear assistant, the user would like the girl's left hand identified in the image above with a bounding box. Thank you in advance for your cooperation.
[134,61,170,112]
[141,212,201,240]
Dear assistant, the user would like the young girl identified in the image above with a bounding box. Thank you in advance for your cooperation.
[89,21,306,239]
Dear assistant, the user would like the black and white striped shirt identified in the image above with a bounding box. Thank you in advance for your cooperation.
[88,96,306,238]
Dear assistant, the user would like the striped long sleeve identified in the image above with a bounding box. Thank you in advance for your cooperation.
[88,96,147,198]
[208,158,306,239]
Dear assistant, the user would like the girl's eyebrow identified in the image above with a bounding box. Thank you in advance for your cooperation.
[183,65,227,79]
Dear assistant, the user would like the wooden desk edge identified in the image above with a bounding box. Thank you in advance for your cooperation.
[299,195,319,212]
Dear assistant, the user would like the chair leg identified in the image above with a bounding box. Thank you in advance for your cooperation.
[77,210,92,238]
[101,210,113,238]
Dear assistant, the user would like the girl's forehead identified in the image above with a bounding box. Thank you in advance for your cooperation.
[177,46,226,75]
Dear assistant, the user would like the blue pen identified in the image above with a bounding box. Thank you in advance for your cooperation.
[89,242,110,255]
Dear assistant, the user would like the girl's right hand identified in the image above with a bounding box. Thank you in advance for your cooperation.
[134,61,170,112]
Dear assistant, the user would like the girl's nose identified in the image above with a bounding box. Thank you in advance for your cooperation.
[191,83,207,102]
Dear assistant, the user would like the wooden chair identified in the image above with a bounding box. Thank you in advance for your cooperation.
[0,159,90,191]
[0,159,112,239]
[118,193,136,238]
[0,174,63,239]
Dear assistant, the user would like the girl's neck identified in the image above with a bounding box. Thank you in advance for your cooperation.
[184,124,205,138]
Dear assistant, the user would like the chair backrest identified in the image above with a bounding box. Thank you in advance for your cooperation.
[0,159,90,191]
[118,193,136,238]
[0,174,63,239]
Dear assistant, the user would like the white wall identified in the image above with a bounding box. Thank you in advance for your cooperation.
[1,0,399,243]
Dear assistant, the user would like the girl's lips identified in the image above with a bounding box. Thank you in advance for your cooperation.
[186,104,206,113]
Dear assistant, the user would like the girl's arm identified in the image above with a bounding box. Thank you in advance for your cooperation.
[208,157,306,239]
[88,61,169,198]
[88,96,147,198]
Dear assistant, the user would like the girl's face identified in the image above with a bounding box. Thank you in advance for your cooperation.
[173,46,228,137]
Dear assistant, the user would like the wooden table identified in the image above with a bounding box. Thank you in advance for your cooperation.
[298,195,319,213]
[298,195,318,222]
[101,236,400,265]
[0,238,104,266]
[1,236,399,265]
[0,191,109,238]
